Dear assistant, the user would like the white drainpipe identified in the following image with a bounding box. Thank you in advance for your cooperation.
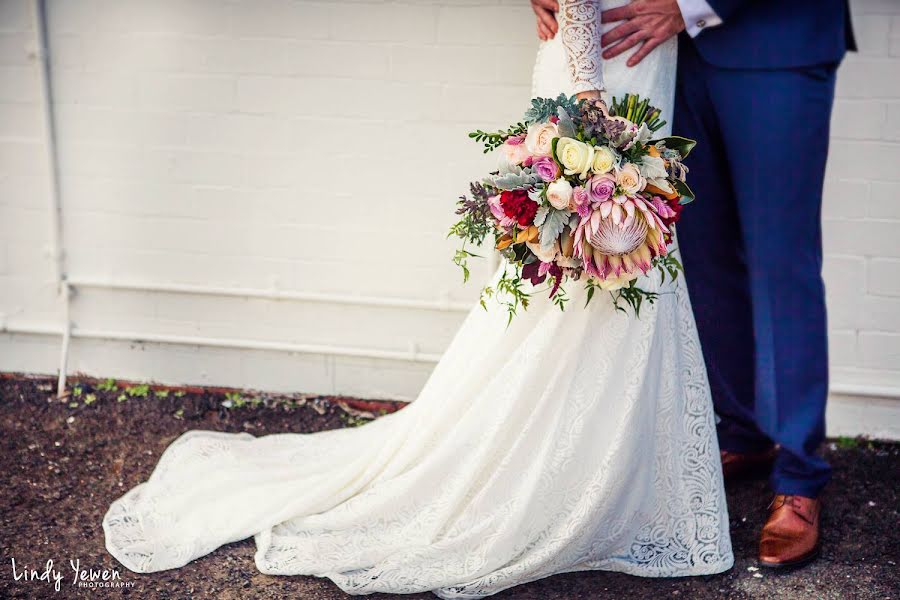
[1,321,443,364]
[30,0,71,397]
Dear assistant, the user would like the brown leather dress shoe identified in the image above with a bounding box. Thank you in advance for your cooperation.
[720,446,777,480]
[758,494,821,568]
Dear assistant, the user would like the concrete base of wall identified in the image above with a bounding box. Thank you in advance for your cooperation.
[0,331,434,400]
[2,331,899,440]
[825,394,900,440]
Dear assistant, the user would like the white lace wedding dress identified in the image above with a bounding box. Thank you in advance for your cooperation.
[103,1,733,596]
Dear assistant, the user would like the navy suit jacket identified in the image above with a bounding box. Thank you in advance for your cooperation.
[694,0,856,69]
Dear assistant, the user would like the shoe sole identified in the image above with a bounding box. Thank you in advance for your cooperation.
[757,546,820,570]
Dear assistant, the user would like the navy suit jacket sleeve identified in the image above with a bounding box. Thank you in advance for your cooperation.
[689,0,854,69]
[704,0,749,21]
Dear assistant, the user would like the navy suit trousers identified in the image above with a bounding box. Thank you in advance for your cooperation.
[674,38,837,497]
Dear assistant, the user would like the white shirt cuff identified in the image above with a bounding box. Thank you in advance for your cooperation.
[675,0,722,37]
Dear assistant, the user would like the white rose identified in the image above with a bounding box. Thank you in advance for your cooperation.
[555,137,595,179]
[592,146,616,174]
[546,178,573,210]
[616,162,646,195]
[524,122,559,157]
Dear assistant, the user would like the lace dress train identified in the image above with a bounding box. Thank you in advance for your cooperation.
[104,1,733,597]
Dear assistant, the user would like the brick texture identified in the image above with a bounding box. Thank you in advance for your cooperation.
[0,0,898,408]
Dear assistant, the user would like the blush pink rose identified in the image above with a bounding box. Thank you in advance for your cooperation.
[501,135,530,166]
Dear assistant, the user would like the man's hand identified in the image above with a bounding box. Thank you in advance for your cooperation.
[601,0,684,67]
[531,0,559,41]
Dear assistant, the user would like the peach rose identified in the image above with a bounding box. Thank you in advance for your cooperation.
[524,122,559,157]
[616,162,646,195]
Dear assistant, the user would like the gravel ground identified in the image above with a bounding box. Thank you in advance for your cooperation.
[1,374,897,600]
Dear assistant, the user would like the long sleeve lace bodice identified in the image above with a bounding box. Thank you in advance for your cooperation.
[559,0,604,94]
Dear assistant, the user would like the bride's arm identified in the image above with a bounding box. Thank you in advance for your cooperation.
[558,0,604,100]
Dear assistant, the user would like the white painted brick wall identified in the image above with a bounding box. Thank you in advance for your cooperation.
[0,0,63,331]
[823,0,900,394]
[0,1,898,435]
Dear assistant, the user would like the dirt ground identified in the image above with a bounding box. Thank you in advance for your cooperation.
[1,374,897,600]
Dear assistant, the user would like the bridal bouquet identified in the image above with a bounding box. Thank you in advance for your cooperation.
[450,93,696,319]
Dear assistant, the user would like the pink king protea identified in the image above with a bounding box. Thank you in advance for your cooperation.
[573,195,671,290]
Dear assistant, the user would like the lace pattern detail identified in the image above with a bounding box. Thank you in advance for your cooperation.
[104,265,733,597]
[559,0,604,94]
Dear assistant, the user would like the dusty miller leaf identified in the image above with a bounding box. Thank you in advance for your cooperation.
[533,204,550,227]
[539,208,568,250]
[487,168,540,191]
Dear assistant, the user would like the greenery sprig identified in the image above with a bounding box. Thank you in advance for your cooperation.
[448,182,495,282]
[480,264,531,326]
[468,122,528,154]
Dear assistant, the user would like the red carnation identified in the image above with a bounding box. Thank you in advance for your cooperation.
[499,189,538,227]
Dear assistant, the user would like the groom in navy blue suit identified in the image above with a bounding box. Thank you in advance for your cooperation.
[531,0,855,568]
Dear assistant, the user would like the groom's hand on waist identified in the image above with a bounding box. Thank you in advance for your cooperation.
[601,0,685,67]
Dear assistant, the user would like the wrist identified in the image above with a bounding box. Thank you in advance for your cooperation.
[675,0,722,37]
[575,89,604,102]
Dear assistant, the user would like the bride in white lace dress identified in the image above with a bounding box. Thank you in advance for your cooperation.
[103,1,733,596]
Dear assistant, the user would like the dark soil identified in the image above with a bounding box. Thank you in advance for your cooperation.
[1,374,897,600]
